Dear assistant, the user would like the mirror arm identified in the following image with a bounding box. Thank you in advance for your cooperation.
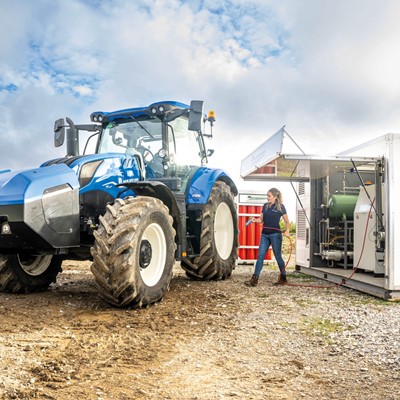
[75,124,102,132]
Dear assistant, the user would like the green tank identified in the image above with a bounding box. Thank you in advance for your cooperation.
[328,194,358,219]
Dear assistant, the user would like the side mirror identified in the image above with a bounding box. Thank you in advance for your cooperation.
[188,100,204,131]
[54,118,65,147]
[207,149,215,157]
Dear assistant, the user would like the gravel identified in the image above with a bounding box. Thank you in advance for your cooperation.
[229,264,400,399]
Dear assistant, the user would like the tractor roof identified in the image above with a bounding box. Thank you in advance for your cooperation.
[90,101,189,123]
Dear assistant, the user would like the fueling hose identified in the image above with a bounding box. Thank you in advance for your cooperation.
[246,204,373,289]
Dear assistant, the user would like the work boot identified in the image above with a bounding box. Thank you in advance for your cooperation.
[244,274,259,287]
[273,274,287,286]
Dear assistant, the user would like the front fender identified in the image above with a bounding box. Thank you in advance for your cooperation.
[123,181,182,221]
[186,167,237,205]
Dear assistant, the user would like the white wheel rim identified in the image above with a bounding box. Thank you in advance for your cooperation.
[140,223,167,287]
[214,202,234,260]
[17,254,52,276]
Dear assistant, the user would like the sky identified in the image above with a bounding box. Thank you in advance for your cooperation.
[1,0,400,215]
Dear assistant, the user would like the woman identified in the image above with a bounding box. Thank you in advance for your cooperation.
[245,187,290,286]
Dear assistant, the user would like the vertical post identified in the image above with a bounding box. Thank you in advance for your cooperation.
[66,117,79,157]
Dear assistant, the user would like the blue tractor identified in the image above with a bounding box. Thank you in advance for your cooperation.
[0,100,238,307]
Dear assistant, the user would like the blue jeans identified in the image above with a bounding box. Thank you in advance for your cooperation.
[254,233,285,277]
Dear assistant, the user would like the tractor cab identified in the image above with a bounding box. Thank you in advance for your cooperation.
[93,101,210,192]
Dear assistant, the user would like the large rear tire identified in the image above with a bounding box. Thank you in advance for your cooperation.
[90,196,176,308]
[0,254,62,293]
[182,181,238,280]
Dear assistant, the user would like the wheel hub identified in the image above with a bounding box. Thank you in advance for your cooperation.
[214,202,234,260]
[139,239,152,269]
[17,254,53,276]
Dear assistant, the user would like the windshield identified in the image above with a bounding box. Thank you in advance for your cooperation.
[98,118,162,155]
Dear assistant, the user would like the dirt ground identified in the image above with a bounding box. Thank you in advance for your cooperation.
[0,257,399,400]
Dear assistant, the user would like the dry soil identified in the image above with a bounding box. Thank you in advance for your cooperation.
[0,258,399,400]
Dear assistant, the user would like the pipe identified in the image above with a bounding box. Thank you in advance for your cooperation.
[318,250,354,261]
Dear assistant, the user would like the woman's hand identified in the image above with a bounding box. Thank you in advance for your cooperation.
[252,217,262,224]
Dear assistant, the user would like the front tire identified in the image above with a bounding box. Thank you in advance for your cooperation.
[182,181,238,280]
[90,196,176,308]
[0,254,62,293]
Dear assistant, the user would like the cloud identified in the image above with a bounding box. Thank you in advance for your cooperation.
[1,0,400,185]
[275,0,400,123]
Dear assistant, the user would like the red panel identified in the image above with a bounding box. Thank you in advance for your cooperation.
[238,205,247,260]
[248,206,256,260]
[252,205,261,260]
[238,202,273,262]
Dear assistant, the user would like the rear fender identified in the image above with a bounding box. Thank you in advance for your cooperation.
[186,167,237,205]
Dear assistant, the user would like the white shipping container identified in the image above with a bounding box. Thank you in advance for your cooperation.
[241,130,400,300]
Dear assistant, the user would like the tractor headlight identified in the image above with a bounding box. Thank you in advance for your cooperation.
[150,105,166,115]
[91,113,105,122]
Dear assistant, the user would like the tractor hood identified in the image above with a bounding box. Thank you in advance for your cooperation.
[0,164,80,250]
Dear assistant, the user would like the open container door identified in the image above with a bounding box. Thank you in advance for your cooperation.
[241,127,308,183]
[240,128,400,300]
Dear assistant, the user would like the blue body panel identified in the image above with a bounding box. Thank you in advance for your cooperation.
[68,153,139,198]
[41,153,140,199]
[0,164,79,206]
[0,151,141,208]
[186,167,235,205]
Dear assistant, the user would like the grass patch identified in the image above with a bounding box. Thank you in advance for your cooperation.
[286,272,317,282]
[300,317,351,341]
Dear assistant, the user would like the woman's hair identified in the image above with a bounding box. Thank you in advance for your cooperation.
[268,187,283,211]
